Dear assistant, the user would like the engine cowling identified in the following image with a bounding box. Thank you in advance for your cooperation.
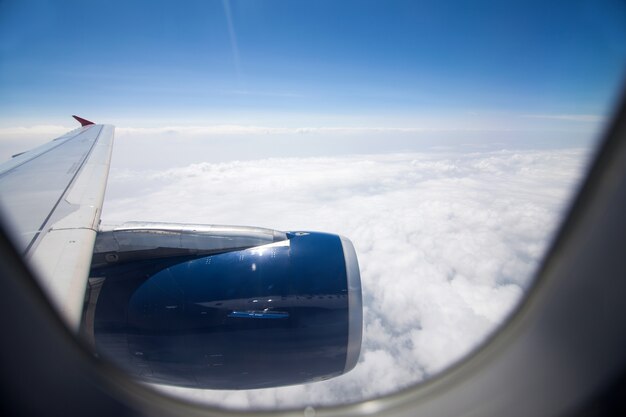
[84,223,362,389]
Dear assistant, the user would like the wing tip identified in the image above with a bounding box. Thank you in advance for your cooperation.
[72,115,95,127]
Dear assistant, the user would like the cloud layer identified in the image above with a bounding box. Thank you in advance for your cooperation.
[102,147,588,409]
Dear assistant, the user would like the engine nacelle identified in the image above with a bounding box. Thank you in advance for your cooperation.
[84,223,362,389]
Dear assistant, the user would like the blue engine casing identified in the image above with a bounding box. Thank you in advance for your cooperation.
[87,231,362,389]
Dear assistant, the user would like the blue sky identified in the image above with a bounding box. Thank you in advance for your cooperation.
[1,0,625,127]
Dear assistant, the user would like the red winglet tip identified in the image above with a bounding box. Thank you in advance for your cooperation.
[72,115,95,126]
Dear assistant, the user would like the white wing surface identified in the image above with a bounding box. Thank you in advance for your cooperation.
[0,119,114,329]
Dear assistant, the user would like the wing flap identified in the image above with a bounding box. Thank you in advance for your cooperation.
[29,228,98,329]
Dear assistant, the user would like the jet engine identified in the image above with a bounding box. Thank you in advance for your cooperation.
[83,222,362,389]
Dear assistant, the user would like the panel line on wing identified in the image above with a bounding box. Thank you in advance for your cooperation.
[0,128,88,180]
[23,125,104,256]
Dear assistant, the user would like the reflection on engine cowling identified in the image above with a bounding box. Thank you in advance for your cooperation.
[83,223,362,390]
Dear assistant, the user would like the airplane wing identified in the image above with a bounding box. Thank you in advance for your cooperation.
[0,116,114,330]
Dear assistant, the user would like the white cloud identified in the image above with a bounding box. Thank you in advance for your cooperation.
[522,114,604,122]
[0,118,601,164]
[115,125,514,136]
[101,147,589,409]
[0,124,73,136]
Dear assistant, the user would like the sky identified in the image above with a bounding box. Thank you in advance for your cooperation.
[1,0,625,128]
[1,0,626,411]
